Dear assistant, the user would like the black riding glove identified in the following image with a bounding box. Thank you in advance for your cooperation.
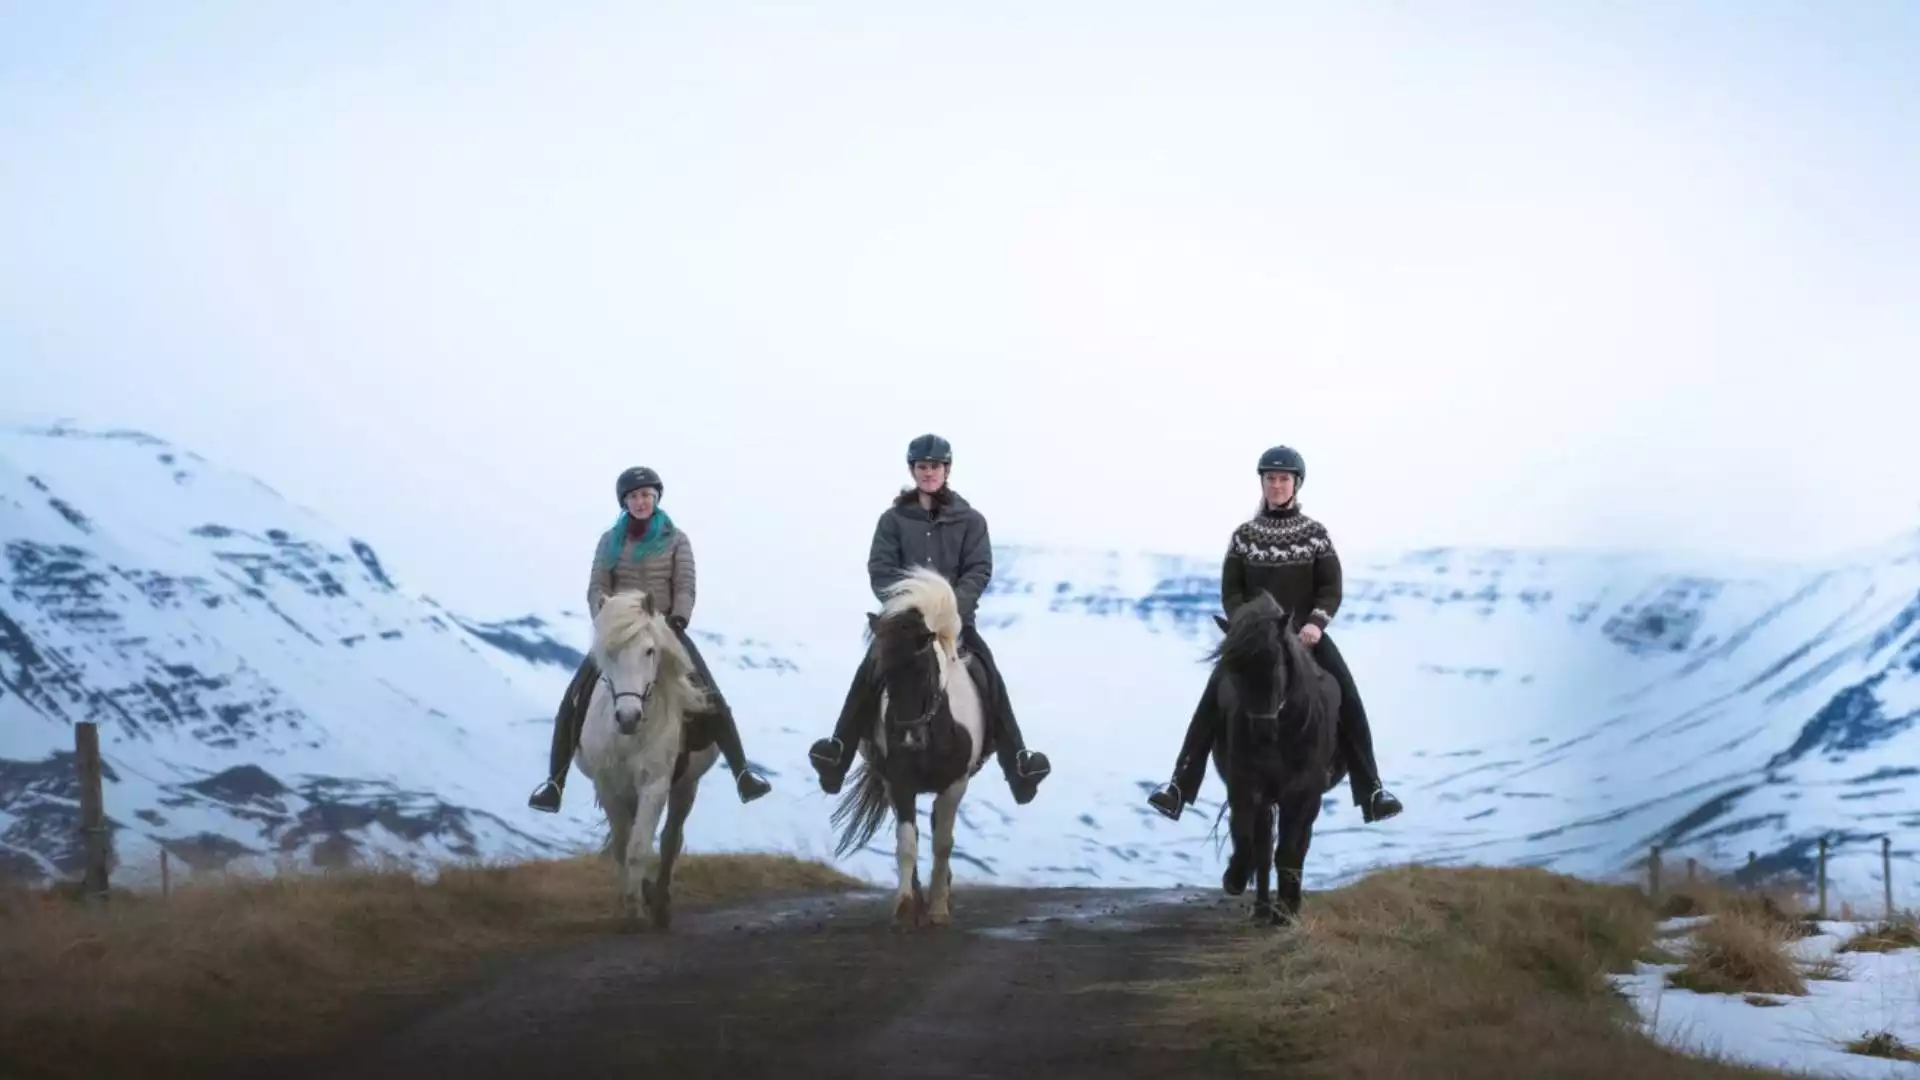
[667,615,688,632]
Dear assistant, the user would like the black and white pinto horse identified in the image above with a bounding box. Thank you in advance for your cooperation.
[830,567,986,929]
[1207,591,1344,925]
[574,590,714,930]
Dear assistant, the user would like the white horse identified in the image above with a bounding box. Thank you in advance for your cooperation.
[829,567,986,928]
[574,589,715,929]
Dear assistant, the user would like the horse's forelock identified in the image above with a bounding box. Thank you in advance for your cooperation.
[879,568,961,651]
[592,593,699,691]
[594,593,657,651]
[871,608,935,674]
[1210,596,1287,672]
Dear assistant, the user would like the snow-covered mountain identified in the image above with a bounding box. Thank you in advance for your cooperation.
[4,422,1914,910]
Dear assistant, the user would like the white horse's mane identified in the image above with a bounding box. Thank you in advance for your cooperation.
[590,591,709,716]
[879,567,963,668]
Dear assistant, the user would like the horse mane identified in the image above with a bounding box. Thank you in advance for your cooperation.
[591,591,710,716]
[875,567,962,660]
[1207,591,1289,671]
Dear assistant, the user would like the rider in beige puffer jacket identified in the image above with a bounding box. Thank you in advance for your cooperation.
[528,466,772,812]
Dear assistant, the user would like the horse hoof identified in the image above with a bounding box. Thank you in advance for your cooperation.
[641,879,671,931]
[893,896,918,928]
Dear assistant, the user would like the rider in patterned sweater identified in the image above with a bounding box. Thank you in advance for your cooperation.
[1146,445,1404,826]
[527,465,773,813]
[807,433,1053,805]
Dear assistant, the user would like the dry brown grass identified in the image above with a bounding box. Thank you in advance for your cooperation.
[1838,914,1920,954]
[0,851,862,1080]
[1151,865,1810,1079]
[1650,869,1819,938]
[1844,1031,1920,1063]
[1665,912,1810,996]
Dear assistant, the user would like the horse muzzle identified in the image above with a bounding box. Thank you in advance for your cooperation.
[614,709,645,736]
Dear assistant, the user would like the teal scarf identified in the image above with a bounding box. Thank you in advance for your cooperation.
[603,509,676,566]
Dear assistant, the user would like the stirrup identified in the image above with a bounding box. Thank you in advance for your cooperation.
[809,737,845,768]
[527,779,562,813]
[735,768,771,803]
[1362,786,1403,823]
[1147,782,1183,821]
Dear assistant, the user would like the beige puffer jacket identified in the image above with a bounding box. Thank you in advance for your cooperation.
[586,512,695,623]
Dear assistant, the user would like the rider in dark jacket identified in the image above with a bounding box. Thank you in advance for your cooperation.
[1146,445,1403,825]
[527,465,772,813]
[807,434,1052,804]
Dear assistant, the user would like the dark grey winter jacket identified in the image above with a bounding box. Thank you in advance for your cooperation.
[866,489,992,623]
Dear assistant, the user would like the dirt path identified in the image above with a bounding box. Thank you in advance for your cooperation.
[285,884,1252,1080]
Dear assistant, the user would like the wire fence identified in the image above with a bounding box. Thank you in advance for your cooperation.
[1643,835,1908,922]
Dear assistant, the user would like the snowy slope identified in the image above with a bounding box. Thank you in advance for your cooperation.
[0,422,584,881]
[4,421,1915,910]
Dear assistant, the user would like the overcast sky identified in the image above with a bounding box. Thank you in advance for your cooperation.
[4,1,1917,624]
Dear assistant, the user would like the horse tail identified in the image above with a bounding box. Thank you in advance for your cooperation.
[829,760,892,860]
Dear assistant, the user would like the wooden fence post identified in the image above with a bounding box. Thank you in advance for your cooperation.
[1649,844,1662,900]
[1747,851,1757,869]
[160,847,171,899]
[74,722,110,902]
[1885,835,1894,920]
[1817,835,1829,920]
[1686,857,1697,886]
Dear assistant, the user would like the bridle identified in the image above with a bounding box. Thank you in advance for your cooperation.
[882,647,948,749]
[601,671,654,725]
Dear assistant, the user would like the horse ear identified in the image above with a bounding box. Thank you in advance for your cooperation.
[866,611,880,629]
[1213,614,1230,634]
[641,592,656,617]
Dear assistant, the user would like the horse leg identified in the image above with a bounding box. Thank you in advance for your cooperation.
[1251,798,1280,926]
[626,772,672,929]
[889,781,921,929]
[1275,792,1322,922]
[1223,786,1253,897]
[648,775,699,931]
[600,782,639,920]
[927,776,968,926]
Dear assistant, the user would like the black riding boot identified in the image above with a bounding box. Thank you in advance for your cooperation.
[678,630,771,804]
[529,654,599,812]
[959,626,1050,805]
[1147,667,1225,822]
[810,644,880,795]
[1313,635,1402,823]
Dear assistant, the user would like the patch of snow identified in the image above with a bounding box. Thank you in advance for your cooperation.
[1613,916,1920,1078]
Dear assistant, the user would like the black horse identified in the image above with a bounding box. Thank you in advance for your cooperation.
[1205,591,1345,925]
[829,568,989,928]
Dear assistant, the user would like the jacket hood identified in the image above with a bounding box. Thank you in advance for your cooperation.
[891,486,975,520]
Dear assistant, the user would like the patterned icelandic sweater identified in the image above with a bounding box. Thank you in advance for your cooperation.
[1219,501,1342,630]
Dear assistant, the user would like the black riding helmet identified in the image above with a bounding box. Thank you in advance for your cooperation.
[615,466,664,505]
[1257,445,1306,487]
[906,433,953,464]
